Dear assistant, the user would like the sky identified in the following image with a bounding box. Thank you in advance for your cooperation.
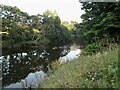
[1,0,85,23]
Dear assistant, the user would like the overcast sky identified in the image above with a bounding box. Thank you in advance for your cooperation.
[1,0,85,23]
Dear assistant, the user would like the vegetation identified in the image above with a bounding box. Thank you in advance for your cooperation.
[1,1,120,89]
[1,5,73,49]
[38,2,120,88]
[73,2,120,49]
[1,2,119,50]
[39,46,119,88]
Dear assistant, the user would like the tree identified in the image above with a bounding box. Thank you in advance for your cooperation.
[42,10,73,47]
[1,5,33,45]
[1,5,73,48]
[75,2,120,48]
[62,21,78,31]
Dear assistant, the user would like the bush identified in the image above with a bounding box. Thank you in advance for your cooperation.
[83,43,100,55]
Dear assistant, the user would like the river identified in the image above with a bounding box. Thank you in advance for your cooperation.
[1,44,81,88]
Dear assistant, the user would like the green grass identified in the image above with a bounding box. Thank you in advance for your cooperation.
[39,46,119,88]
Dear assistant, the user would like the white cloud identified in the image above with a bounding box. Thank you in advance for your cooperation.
[1,0,85,23]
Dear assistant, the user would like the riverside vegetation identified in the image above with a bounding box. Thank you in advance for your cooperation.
[1,1,120,89]
[38,2,120,88]
[39,44,119,88]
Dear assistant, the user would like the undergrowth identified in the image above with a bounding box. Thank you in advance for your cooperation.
[39,45,119,88]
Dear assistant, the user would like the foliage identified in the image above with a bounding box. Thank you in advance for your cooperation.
[49,59,61,70]
[83,43,100,55]
[42,10,73,47]
[61,21,78,31]
[1,5,73,48]
[39,46,118,88]
[73,2,120,50]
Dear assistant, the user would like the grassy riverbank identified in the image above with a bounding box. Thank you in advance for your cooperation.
[39,46,119,88]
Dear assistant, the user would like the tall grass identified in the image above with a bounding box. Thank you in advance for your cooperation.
[39,45,119,88]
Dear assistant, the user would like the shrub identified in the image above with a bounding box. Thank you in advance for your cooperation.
[83,43,100,55]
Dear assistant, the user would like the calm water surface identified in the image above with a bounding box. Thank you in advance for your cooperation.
[1,44,81,88]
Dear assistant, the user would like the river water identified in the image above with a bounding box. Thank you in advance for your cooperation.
[1,44,81,88]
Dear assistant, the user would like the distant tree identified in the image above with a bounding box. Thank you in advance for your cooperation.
[42,10,73,46]
[62,21,78,31]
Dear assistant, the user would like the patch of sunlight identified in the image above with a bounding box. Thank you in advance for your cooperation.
[33,29,40,33]
[0,32,9,34]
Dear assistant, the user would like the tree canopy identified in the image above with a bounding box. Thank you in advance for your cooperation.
[1,5,73,48]
[1,2,120,51]
[73,2,120,49]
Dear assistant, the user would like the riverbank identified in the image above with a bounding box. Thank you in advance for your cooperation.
[39,47,118,88]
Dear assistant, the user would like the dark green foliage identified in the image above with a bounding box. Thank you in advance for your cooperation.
[83,43,100,55]
[41,10,73,47]
[1,5,73,48]
[73,2,120,53]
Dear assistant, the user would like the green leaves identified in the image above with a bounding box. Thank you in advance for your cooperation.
[83,43,100,55]
[41,10,73,47]
[1,5,73,48]
[74,2,120,50]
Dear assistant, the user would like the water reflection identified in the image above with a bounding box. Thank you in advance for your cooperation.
[60,49,81,64]
[60,44,81,64]
[1,47,70,88]
[4,70,46,88]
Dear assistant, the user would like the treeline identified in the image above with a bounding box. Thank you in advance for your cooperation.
[1,2,120,50]
[1,5,74,49]
[73,2,120,54]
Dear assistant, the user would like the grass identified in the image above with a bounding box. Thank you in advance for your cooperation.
[38,46,119,88]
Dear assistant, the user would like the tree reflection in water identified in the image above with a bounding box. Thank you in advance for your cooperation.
[2,47,70,88]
